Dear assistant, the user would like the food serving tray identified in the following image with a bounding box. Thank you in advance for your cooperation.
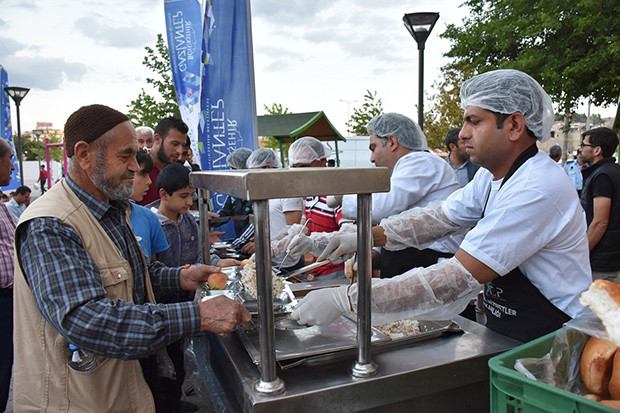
[236,285,297,315]
[235,317,462,369]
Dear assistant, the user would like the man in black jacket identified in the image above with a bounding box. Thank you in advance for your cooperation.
[580,127,620,282]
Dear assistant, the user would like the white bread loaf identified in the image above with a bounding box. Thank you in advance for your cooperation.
[580,280,620,346]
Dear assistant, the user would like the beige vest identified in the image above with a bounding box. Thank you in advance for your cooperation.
[13,180,156,412]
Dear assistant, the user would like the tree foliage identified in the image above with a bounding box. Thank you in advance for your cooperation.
[19,131,64,163]
[127,34,180,127]
[346,90,384,136]
[260,103,292,161]
[441,0,620,113]
[423,63,475,150]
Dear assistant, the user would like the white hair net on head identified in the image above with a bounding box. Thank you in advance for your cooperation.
[460,69,555,142]
[226,147,252,169]
[366,113,429,151]
[246,148,281,169]
[288,136,330,165]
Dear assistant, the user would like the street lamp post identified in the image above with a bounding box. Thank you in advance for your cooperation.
[403,12,439,131]
[33,129,44,170]
[5,86,30,185]
[339,99,357,134]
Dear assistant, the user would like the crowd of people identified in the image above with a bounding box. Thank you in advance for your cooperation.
[0,68,618,412]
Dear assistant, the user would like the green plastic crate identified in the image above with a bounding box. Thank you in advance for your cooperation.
[489,329,619,413]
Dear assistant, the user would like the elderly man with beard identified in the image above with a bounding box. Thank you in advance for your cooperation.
[139,116,188,206]
[12,104,250,412]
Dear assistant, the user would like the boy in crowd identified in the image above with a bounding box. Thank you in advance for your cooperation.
[152,163,238,412]
[128,149,169,263]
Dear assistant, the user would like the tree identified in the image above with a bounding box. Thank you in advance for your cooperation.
[423,63,474,150]
[346,90,384,136]
[260,103,292,163]
[19,131,63,163]
[441,0,620,115]
[127,34,180,127]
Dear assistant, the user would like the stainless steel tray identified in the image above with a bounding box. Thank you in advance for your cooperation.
[236,285,297,315]
[278,319,463,370]
[235,316,463,369]
[236,315,391,365]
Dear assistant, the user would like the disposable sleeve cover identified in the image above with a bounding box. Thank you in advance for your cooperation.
[271,224,308,261]
[306,222,357,256]
[347,257,482,325]
[381,202,463,251]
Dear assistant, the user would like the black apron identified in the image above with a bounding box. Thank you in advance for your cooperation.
[481,144,571,342]
[380,247,452,279]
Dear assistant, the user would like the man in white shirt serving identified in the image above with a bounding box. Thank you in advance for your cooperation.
[292,69,592,342]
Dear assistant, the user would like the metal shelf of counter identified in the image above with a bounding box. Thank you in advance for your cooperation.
[189,167,391,200]
[206,316,521,413]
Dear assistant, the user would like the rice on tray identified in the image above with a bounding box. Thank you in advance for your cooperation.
[374,318,421,339]
[241,262,285,299]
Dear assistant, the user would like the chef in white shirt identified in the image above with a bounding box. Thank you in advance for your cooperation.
[292,69,592,343]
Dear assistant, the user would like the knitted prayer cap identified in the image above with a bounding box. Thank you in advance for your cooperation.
[64,104,130,157]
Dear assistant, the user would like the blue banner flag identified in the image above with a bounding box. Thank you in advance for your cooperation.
[164,0,203,167]
[199,0,257,209]
[1,66,20,191]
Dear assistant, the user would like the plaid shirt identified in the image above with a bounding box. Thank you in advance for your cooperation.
[0,201,15,288]
[17,176,200,359]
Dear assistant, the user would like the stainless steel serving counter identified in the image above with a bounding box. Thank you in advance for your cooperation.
[206,315,520,412]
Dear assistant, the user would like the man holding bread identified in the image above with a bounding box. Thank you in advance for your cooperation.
[12,104,250,412]
[292,69,592,343]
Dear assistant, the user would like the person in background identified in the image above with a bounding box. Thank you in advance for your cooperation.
[13,104,250,412]
[245,148,305,274]
[218,148,255,254]
[549,144,562,163]
[286,136,351,280]
[579,127,620,282]
[5,185,31,222]
[445,127,480,187]
[139,117,188,206]
[0,138,15,412]
[327,159,336,167]
[37,165,48,195]
[152,162,239,412]
[564,149,586,196]
[294,69,591,344]
[136,126,155,150]
[0,194,7,202]
[128,149,169,263]
[290,116,462,280]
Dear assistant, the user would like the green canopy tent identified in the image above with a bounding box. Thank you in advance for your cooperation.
[257,111,346,166]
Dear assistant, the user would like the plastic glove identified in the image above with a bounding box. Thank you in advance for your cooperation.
[291,285,352,326]
[318,232,358,264]
[271,224,308,261]
[380,201,462,251]
[287,233,315,257]
[344,253,357,279]
[348,257,482,326]
[326,195,343,208]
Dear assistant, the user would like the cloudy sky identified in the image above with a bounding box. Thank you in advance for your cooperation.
[0,0,616,136]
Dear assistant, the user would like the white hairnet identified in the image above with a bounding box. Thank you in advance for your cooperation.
[246,148,281,169]
[366,113,429,151]
[226,147,252,169]
[460,69,554,142]
[288,136,330,165]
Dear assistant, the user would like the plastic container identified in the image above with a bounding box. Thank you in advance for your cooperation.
[68,343,98,372]
[489,329,619,413]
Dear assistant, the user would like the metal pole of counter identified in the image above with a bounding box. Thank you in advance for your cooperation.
[198,188,211,265]
[352,193,378,377]
[252,200,286,395]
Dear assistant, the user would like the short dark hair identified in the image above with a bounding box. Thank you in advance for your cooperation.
[183,136,191,148]
[583,127,619,158]
[157,162,191,195]
[136,149,153,174]
[15,185,31,195]
[154,117,189,141]
[445,128,461,151]
[491,111,536,139]
[549,144,562,159]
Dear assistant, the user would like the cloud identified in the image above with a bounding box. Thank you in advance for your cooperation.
[253,0,335,24]
[0,37,86,90]
[74,16,153,49]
